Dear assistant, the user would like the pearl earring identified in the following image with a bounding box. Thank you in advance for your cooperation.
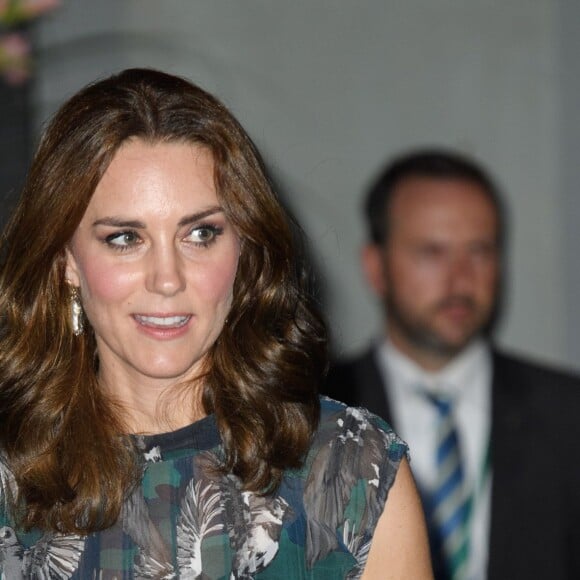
[70,286,84,336]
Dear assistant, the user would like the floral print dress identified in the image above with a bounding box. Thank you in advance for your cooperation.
[0,397,407,579]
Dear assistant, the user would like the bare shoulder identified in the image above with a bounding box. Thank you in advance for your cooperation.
[361,458,433,580]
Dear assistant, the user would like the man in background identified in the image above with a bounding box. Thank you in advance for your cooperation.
[323,149,580,580]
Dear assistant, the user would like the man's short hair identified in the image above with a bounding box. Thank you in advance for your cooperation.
[364,148,506,246]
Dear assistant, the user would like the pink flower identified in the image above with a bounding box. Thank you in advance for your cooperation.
[19,0,60,17]
[0,32,31,85]
[1,0,60,24]
[0,0,60,84]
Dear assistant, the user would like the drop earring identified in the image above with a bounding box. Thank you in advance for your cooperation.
[70,286,84,336]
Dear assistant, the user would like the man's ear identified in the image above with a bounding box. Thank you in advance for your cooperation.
[65,248,81,287]
[361,243,388,298]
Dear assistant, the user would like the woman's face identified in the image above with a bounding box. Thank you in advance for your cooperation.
[66,139,240,392]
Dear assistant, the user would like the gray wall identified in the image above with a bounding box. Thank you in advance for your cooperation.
[560,0,580,368]
[34,1,579,371]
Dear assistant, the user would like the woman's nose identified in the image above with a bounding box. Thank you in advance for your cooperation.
[146,244,186,297]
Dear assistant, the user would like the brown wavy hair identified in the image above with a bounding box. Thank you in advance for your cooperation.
[0,68,327,533]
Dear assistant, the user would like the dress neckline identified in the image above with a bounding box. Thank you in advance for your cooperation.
[135,413,221,456]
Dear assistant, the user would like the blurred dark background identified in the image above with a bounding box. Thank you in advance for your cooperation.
[2,0,580,371]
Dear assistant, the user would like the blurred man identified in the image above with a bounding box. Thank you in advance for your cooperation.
[323,149,580,580]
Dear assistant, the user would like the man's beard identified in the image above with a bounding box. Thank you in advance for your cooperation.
[385,293,490,358]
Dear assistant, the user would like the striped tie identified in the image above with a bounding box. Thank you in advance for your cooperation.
[427,393,470,579]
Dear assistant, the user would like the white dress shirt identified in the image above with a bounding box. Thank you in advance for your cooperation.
[375,338,492,580]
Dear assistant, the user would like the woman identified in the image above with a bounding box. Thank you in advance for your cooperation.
[0,69,431,578]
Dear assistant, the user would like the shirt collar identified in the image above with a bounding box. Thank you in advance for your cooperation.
[380,337,490,401]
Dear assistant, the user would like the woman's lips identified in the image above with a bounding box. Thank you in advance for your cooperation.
[134,314,190,328]
[133,314,192,338]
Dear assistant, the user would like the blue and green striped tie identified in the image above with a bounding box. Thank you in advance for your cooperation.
[427,393,470,579]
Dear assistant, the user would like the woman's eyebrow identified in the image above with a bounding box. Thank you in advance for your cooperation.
[178,207,223,227]
[92,207,224,229]
[92,217,145,228]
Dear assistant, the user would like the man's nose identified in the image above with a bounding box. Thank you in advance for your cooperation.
[448,253,476,291]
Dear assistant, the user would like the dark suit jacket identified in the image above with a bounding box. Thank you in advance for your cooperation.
[323,346,580,580]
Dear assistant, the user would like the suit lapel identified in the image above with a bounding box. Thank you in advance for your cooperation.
[353,348,394,424]
[487,351,527,579]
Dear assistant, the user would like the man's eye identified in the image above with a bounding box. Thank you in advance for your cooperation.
[470,243,497,259]
[418,246,445,259]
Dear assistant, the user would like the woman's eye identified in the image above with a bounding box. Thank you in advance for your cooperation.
[105,231,140,248]
[188,225,222,246]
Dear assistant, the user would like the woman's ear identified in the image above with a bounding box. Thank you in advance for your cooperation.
[65,247,81,287]
[361,243,389,298]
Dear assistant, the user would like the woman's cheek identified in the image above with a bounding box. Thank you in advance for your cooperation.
[79,259,141,302]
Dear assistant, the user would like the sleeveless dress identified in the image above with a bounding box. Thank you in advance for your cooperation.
[0,397,407,579]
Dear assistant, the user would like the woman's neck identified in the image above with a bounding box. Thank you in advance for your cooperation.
[98,369,206,435]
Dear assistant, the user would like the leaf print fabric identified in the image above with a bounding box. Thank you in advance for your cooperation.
[0,526,85,578]
[0,397,407,578]
[177,479,224,577]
